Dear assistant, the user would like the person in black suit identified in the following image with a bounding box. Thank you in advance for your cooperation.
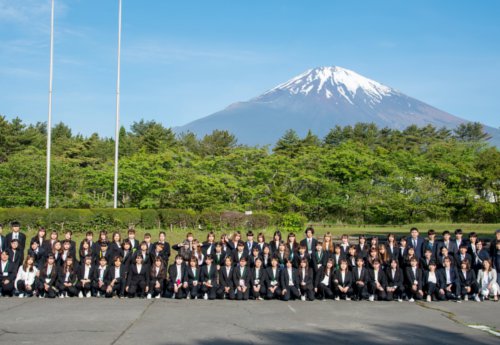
[200,255,218,300]
[419,248,434,273]
[438,231,458,257]
[93,242,112,267]
[294,245,310,269]
[457,259,478,302]
[250,257,267,300]
[30,227,46,248]
[127,229,139,252]
[7,239,23,270]
[300,227,317,256]
[133,242,153,268]
[76,255,95,298]
[217,256,235,300]
[37,254,59,298]
[106,256,127,298]
[43,231,58,255]
[126,254,149,298]
[231,241,248,266]
[298,258,314,301]
[353,256,369,301]
[386,233,399,262]
[333,259,353,300]
[212,243,226,270]
[266,257,282,300]
[57,256,79,297]
[356,235,369,260]
[154,231,171,263]
[454,245,473,269]
[148,257,166,299]
[311,241,328,277]
[121,240,133,269]
[233,257,251,300]
[79,231,95,254]
[407,227,424,260]
[167,255,188,299]
[422,229,439,259]
[93,256,109,297]
[0,251,15,297]
[28,240,46,270]
[6,221,26,253]
[186,256,202,299]
[63,230,77,259]
[248,247,262,269]
[405,257,424,301]
[386,259,404,301]
[473,240,490,273]
[280,258,301,301]
[437,256,460,301]
[368,259,387,301]
[453,229,468,254]
[315,258,334,300]
[423,261,446,301]
[109,232,123,262]
[268,230,282,256]
[244,231,258,257]
[489,229,500,258]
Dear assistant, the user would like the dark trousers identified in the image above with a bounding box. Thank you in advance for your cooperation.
[1,279,14,296]
[459,282,478,298]
[386,286,404,301]
[425,282,446,301]
[106,279,125,297]
[266,286,282,300]
[201,284,218,300]
[282,286,301,301]
[148,280,164,297]
[57,282,78,297]
[216,286,235,300]
[236,286,250,300]
[299,285,315,301]
[334,285,353,299]
[37,282,57,298]
[368,282,387,300]
[76,281,92,295]
[128,279,147,298]
[167,282,187,299]
[318,283,334,299]
[16,280,36,296]
[354,282,369,300]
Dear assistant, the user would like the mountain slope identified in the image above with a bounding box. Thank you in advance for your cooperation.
[176,66,500,147]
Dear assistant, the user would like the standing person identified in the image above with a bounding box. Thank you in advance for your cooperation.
[250,257,267,300]
[472,240,490,274]
[339,234,350,257]
[6,221,26,253]
[423,229,439,259]
[368,260,387,301]
[244,231,257,256]
[404,257,424,302]
[202,232,216,257]
[333,259,353,301]
[79,231,94,254]
[476,259,498,302]
[298,258,314,301]
[37,254,58,298]
[233,257,251,301]
[300,227,317,256]
[15,255,38,298]
[79,240,93,265]
[30,228,46,248]
[311,241,327,278]
[28,240,46,270]
[168,255,188,299]
[126,254,149,298]
[454,245,472,269]
[7,239,23,270]
[356,235,368,260]
[200,255,218,300]
[386,233,398,262]
[63,230,77,259]
[43,231,58,255]
[147,257,166,299]
[155,231,171,263]
[106,256,127,298]
[453,229,467,254]
[386,259,404,302]
[489,229,500,258]
[110,232,123,261]
[127,228,139,252]
[269,231,282,255]
[407,227,424,260]
[439,231,457,256]
[77,255,95,298]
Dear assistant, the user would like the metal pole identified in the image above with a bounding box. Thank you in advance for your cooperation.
[113,0,122,208]
[45,0,55,209]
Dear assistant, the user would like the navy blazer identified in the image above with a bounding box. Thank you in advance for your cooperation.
[407,236,425,259]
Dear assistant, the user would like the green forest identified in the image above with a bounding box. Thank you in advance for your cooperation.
[1,115,499,224]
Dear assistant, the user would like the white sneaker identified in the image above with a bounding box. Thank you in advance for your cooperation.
[474,295,481,302]
[335,296,340,301]
[258,296,263,301]
[97,292,101,298]
[346,297,351,301]
[171,294,175,299]
[426,295,431,302]
[369,295,374,302]
[203,293,208,300]
[59,294,65,299]
[86,291,91,298]
[147,293,152,299]
[409,298,415,302]
[39,294,44,299]
[78,291,83,298]
[301,295,306,301]
[464,295,469,302]
[186,294,191,300]
[398,297,403,302]
[194,296,198,300]
[18,293,24,298]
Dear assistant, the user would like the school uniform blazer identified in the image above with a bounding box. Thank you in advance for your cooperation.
[385,268,404,289]
[404,267,423,287]
[243,241,258,256]
[92,250,112,266]
[407,236,425,259]
[250,267,267,286]
[293,253,310,269]
[356,244,369,258]
[298,267,314,290]
[218,266,235,288]
[422,240,439,259]
[109,243,123,261]
[333,270,353,288]
[6,248,23,269]
[79,239,94,253]
[0,260,16,282]
[0,235,6,253]
[93,266,110,285]
[121,250,133,268]
[200,264,218,284]
[331,254,346,269]
[132,251,153,267]
[248,255,262,268]
[419,257,433,272]
[437,267,459,286]
[265,267,281,288]
[353,267,369,284]
[423,270,445,289]
[6,232,26,252]
[453,253,472,268]
[42,239,57,254]
[438,241,458,256]
[212,252,226,266]
[39,265,58,286]
[28,247,46,269]
[311,251,328,271]
[368,269,388,288]
[473,249,490,268]
[68,240,77,259]
[149,266,167,283]
[269,241,282,255]
[201,242,216,256]
[77,264,96,281]
[386,244,399,262]
[300,238,318,254]
[232,266,251,287]
[151,251,168,264]
[261,255,272,269]
[107,265,128,283]
[30,236,45,248]
[458,269,476,287]
[167,263,187,285]
[154,241,171,261]
[57,269,78,286]
[126,264,149,286]
[314,269,334,288]
[280,268,300,289]
[231,250,248,265]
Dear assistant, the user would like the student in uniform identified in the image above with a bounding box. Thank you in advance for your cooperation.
[191,240,205,267]
[322,232,334,257]
[200,255,218,300]
[106,256,127,298]
[134,241,153,267]
[256,233,267,253]
[286,233,298,260]
[110,232,123,260]
[275,242,288,270]
[315,258,335,300]
[439,231,457,256]
[202,232,216,257]
[248,246,262,269]
[423,229,439,259]
[331,245,344,271]
[266,257,282,300]
[147,257,166,299]
[339,234,350,257]
[368,259,387,301]
[405,257,424,302]
[261,245,272,269]
[43,230,58,255]
[233,257,251,300]
[76,255,95,298]
[423,261,445,302]
[168,255,188,299]
[93,242,111,267]
[121,240,133,268]
[154,231,171,263]
[280,258,301,301]
[311,241,327,278]
[378,244,390,272]
[398,237,408,267]
[30,228,46,248]
[228,231,242,253]
[476,259,499,302]
[6,221,26,253]
[79,231,94,254]
[386,233,399,261]
[298,257,315,301]
[28,240,46,270]
[473,240,490,274]
[356,235,368,259]
[346,246,358,271]
[269,230,282,255]
[232,241,247,266]
[15,255,38,298]
[7,239,23,270]
[217,256,235,300]
[79,240,93,265]
[385,258,404,302]
[250,257,267,300]
[353,256,369,301]
[244,231,257,256]
[213,242,226,270]
[127,228,139,252]
[57,256,78,298]
[438,256,460,301]
[93,256,109,297]
[333,259,353,301]
[126,254,149,298]
[456,259,478,302]
[300,227,317,256]
[419,248,434,273]
[37,253,58,298]
[186,256,201,299]
[294,245,310,269]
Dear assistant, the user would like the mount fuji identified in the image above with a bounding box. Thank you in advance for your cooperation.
[176,66,500,147]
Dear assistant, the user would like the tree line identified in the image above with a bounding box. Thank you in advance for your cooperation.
[0,115,499,224]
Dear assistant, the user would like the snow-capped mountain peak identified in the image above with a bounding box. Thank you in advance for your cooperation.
[263,66,395,105]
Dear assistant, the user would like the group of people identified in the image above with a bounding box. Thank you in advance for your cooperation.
[0,221,499,303]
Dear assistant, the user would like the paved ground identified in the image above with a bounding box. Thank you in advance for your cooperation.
[0,298,498,344]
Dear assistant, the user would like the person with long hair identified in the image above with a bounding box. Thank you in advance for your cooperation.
[201,255,218,300]
[57,256,78,298]
[147,257,166,299]
[386,258,404,302]
[37,253,58,298]
[76,255,95,298]
[250,257,267,300]
[333,259,353,301]
[476,259,499,301]
[126,254,149,298]
[298,258,314,301]
[315,258,335,300]
[106,256,127,298]
[15,255,38,298]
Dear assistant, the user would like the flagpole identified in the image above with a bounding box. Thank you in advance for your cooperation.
[113,0,122,209]
[45,0,55,209]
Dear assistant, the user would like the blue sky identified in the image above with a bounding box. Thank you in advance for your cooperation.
[1,0,499,137]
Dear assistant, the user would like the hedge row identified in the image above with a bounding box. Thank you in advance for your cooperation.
[0,208,306,233]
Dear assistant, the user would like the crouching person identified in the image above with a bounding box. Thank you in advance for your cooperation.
[250,257,267,300]
[57,256,78,298]
[126,254,149,298]
[281,258,301,301]
[77,255,95,298]
[201,255,218,300]
[333,259,353,301]
[106,256,127,298]
[0,251,15,297]
[168,255,188,299]
[15,255,39,298]
[37,253,58,298]
[93,256,109,297]
[298,258,314,301]
[148,257,166,299]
